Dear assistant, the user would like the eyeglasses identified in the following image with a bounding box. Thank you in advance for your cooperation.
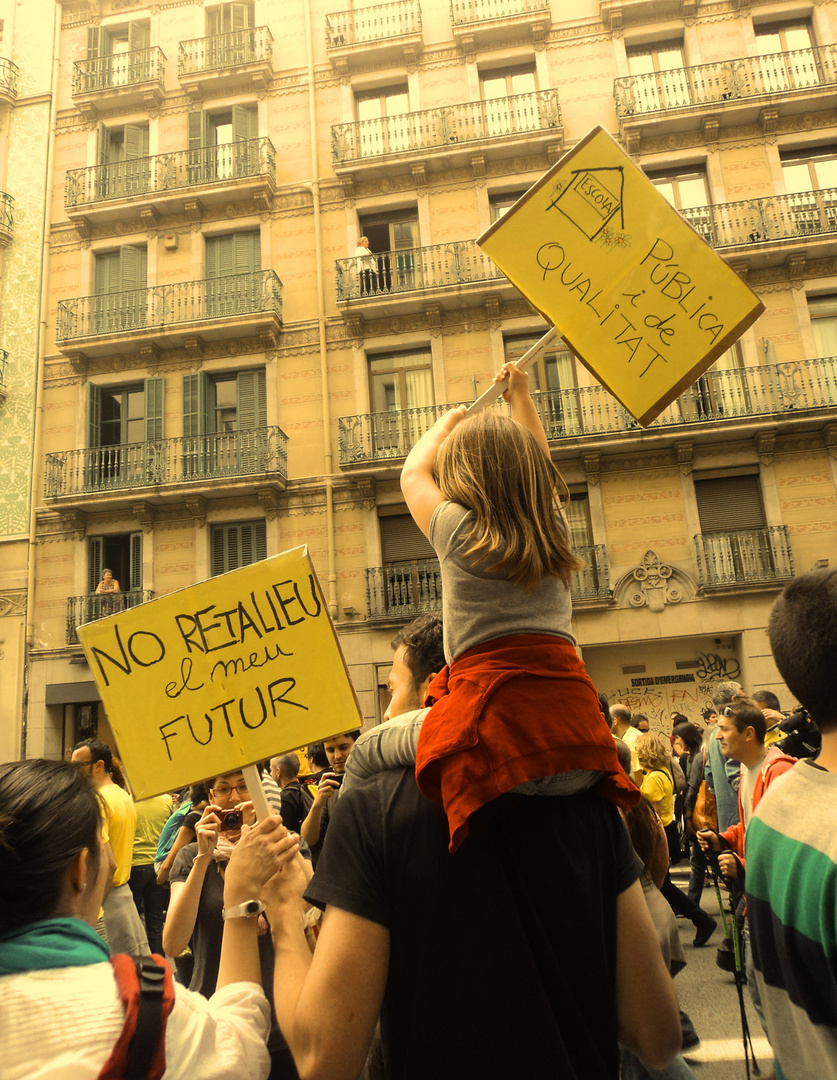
[72,758,97,768]
[212,783,249,797]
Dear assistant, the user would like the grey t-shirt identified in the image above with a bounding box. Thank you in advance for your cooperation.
[429,500,576,665]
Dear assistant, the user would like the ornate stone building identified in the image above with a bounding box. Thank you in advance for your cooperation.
[12,0,837,759]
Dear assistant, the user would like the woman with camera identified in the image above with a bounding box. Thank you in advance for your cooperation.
[164,770,301,1080]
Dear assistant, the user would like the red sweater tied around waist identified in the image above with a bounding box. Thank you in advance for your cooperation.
[414,634,640,852]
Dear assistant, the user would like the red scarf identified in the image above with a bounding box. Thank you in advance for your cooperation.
[415,634,640,852]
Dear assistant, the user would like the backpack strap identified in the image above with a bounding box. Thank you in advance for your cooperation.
[99,954,175,1080]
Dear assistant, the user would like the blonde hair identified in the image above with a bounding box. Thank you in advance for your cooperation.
[636,732,672,773]
[435,409,582,590]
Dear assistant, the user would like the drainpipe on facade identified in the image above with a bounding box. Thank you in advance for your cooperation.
[22,2,62,757]
[303,0,338,621]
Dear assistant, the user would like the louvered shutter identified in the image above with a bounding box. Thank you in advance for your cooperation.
[694,476,766,533]
[230,3,251,30]
[144,377,165,441]
[380,514,435,563]
[88,537,104,593]
[236,370,260,429]
[211,525,228,576]
[182,372,210,437]
[129,532,143,592]
[124,124,148,158]
[98,122,111,165]
[87,383,102,447]
[120,245,147,291]
[87,26,103,60]
[128,21,149,50]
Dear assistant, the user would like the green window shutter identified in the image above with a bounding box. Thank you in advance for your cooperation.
[206,234,235,279]
[211,521,266,575]
[124,124,149,158]
[87,26,103,60]
[240,521,267,563]
[144,376,165,441]
[95,251,118,295]
[211,524,228,576]
[232,104,257,142]
[206,7,222,36]
[98,122,111,165]
[254,521,267,561]
[235,369,265,429]
[230,4,252,30]
[128,21,149,50]
[89,536,104,593]
[119,245,147,291]
[234,231,260,274]
[87,383,102,447]
[129,532,143,591]
[182,371,210,436]
[188,110,211,150]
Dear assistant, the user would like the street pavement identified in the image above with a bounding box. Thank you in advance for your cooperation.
[669,865,773,1080]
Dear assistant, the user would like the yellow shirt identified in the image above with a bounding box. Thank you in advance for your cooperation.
[641,769,674,827]
[99,782,137,887]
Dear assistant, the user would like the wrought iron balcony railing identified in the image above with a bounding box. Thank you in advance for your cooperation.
[336,240,502,302]
[65,138,276,208]
[0,348,8,390]
[45,427,288,500]
[694,527,794,589]
[337,358,837,464]
[56,270,283,342]
[72,47,167,97]
[67,590,154,645]
[0,191,13,233]
[326,1,421,47]
[682,188,837,248]
[332,88,561,164]
[0,58,20,97]
[366,543,608,618]
[178,26,273,77]
[451,0,550,25]
[615,45,837,119]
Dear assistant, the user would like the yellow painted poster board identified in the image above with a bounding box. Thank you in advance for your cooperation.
[77,547,361,800]
[478,126,764,427]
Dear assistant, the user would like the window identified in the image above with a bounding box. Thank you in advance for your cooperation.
[368,349,434,457]
[207,2,254,35]
[188,106,259,183]
[85,22,151,89]
[754,23,818,91]
[565,493,607,598]
[626,42,688,112]
[97,122,150,198]
[87,378,164,488]
[808,295,837,357]
[355,85,410,157]
[481,67,538,136]
[88,531,143,602]
[205,231,261,316]
[211,520,267,576]
[93,245,147,332]
[489,190,527,223]
[182,369,266,476]
[357,209,419,293]
[504,334,577,437]
[679,345,744,421]
[650,169,713,243]
[781,148,837,234]
[377,512,439,617]
[694,474,774,581]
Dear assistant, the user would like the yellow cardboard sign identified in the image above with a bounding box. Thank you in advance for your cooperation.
[478,126,764,426]
[77,547,361,800]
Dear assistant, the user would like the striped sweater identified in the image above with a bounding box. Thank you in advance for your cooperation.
[746,759,837,1080]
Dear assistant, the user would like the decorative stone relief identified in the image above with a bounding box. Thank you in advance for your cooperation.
[0,590,27,617]
[614,551,696,613]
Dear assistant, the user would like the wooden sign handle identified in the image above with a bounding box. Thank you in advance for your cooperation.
[466,326,558,414]
[242,762,273,822]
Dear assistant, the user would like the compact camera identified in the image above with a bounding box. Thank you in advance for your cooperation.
[220,810,243,831]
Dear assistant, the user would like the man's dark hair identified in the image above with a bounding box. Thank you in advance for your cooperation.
[391,613,444,692]
[189,781,209,804]
[632,713,648,725]
[276,753,300,779]
[73,737,112,774]
[306,743,328,769]
[721,701,766,744]
[769,568,837,733]
[752,689,781,712]
[711,681,744,708]
[701,707,717,722]
[0,760,101,932]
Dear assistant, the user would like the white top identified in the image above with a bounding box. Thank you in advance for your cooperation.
[0,963,271,1080]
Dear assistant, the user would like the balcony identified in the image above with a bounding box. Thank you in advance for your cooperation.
[326,1,422,75]
[55,270,283,362]
[615,46,837,150]
[178,27,273,98]
[45,428,288,510]
[694,527,794,591]
[0,191,13,248]
[450,0,550,54]
[682,189,837,266]
[366,546,609,620]
[0,57,19,117]
[67,590,154,646]
[331,89,562,180]
[600,0,696,32]
[337,358,837,467]
[0,348,8,403]
[65,139,276,226]
[335,239,509,317]
[71,47,166,119]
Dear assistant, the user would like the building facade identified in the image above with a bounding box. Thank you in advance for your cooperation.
[17,0,837,760]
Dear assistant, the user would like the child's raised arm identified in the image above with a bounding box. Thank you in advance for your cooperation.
[400,405,467,537]
[494,363,550,457]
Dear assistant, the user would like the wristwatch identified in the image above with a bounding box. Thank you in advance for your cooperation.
[222,899,266,921]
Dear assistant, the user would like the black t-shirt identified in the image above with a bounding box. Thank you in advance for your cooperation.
[305,770,640,1080]
[278,781,313,835]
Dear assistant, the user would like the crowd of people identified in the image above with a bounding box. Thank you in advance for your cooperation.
[0,364,834,1080]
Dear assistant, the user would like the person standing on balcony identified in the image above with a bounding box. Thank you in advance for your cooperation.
[355,235,378,296]
[341,362,638,852]
[95,568,120,616]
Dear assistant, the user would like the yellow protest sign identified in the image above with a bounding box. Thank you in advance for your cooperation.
[77,547,361,800]
[478,126,764,426]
